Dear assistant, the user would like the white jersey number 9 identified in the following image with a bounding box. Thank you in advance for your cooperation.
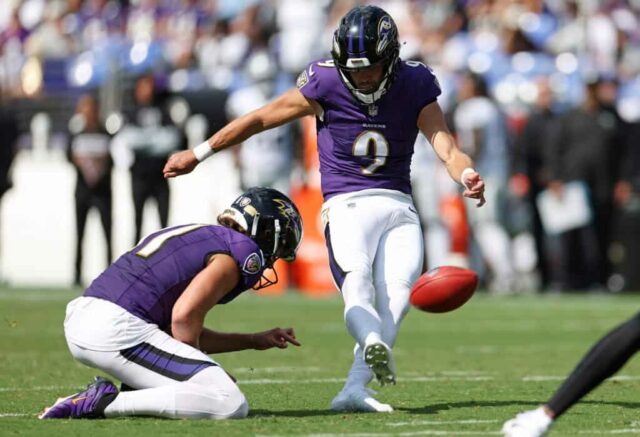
[352,130,389,175]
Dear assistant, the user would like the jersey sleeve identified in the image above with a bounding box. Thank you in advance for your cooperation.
[412,63,442,111]
[296,60,332,104]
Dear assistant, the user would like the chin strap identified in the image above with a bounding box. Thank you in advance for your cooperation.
[253,265,279,290]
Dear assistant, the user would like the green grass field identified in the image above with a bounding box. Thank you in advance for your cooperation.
[1,288,639,436]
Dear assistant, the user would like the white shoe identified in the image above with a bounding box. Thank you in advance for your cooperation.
[363,340,396,386]
[502,407,553,437]
[330,387,393,413]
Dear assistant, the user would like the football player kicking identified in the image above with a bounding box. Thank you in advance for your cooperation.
[502,311,640,436]
[39,187,303,420]
[163,5,485,412]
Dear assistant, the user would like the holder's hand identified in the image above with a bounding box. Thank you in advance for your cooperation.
[252,327,301,350]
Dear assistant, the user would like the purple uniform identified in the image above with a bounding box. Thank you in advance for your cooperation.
[297,59,441,200]
[84,224,264,329]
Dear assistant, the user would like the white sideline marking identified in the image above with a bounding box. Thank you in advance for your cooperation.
[0,413,31,417]
[387,420,498,427]
[578,430,640,434]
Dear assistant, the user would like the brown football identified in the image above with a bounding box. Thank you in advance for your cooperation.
[410,266,478,313]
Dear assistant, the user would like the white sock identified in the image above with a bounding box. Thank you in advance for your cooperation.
[342,270,382,347]
[375,280,411,347]
[342,345,374,390]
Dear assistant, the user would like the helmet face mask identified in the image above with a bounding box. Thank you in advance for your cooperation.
[331,6,400,105]
[218,187,303,269]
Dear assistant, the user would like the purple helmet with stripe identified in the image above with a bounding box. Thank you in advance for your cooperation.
[331,5,400,105]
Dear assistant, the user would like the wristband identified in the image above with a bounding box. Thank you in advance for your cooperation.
[193,141,214,162]
[460,167,476,186]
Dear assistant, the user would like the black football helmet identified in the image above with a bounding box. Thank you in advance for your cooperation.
[218,187,303,268]
[331,5,400,105]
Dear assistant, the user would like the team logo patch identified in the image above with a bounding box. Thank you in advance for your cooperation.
[242,252,262,274]
[377,16,393,55]
[296,69,309,89]
[238,196,251,207]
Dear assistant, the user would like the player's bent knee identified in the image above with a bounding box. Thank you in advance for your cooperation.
[228,394,249,419]
[220,390,249,419]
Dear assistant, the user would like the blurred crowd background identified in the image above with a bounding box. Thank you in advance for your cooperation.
[0,0,639,293]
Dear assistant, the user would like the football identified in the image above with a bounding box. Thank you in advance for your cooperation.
[410,266,478,313]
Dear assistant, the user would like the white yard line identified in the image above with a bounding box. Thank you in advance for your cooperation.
[0,293,71,302]
[0,375,494,393]
[241,376,494,385]
[0,385,75,392]
[387,420,499,427]
[233,367,323,374]
[578,430,640,434]
[4,373,640,393]
[0,413,32,417]
[0,375,493,393]
[258,432,501,437]
[523,375,640,382]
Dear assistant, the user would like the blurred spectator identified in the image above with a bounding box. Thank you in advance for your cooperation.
[225,50,295,194]
[513,77,561,290]
[0,9,29,50]
[0,93,18,282]
[68,93,113,286]
[411,132,464,270]
[115,73,183,243]
[24,2,74,59]
[615,120,640,208]
[547,78,623,290]
[451,72,514,292]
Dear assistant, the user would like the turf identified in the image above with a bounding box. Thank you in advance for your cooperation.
[1,287,639,436]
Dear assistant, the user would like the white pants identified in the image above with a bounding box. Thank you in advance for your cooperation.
[323,189,423,388]
[64,297,248,419]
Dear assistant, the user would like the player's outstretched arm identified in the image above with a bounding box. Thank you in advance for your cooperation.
[171,254,240,349]
[198,327,301,354]
[417,101,486,207]
[163,88,317,178]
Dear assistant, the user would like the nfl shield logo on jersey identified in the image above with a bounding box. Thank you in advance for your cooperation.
[242,253,262,274]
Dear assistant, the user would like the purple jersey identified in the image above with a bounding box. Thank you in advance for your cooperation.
[84,225,264,329]
[297,59,441,199]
